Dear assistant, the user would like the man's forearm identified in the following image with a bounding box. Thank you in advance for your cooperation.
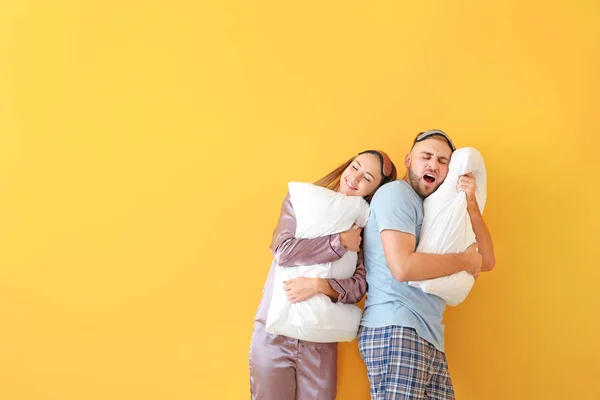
[391,252,467,282]
[467,202,495,271]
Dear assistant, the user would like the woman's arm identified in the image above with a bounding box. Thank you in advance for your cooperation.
[284,251,367,304]
[326,251,367,303]
[270,193,348,266]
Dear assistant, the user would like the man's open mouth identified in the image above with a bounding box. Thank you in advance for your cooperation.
[423,173,436,184]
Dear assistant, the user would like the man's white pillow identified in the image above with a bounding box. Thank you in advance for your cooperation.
[408,147,487,306]
[265,182,369,342]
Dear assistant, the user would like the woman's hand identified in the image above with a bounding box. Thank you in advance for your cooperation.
[339,226,362,252]
[283,277,320,303]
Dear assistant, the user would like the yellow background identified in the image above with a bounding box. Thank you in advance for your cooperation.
[1,1,598,399]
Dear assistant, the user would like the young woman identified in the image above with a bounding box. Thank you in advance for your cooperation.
[249,150,397,400]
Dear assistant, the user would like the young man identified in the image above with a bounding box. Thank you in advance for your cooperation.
[358,130,495,399]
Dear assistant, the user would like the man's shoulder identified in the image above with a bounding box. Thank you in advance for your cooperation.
[372,180,421,207]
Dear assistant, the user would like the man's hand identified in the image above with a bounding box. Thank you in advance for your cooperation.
[458,173,478,209]
[463,242,482,278]
[340,226,362,252]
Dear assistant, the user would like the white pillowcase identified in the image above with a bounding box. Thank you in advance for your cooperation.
[408,147,487,306]
[265,182,369,342]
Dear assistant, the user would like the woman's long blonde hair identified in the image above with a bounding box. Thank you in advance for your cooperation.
[314,158,354,192]
[314,151,397,200]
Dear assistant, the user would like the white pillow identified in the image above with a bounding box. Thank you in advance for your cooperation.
[408,147,487,306]
[265,182,370,342]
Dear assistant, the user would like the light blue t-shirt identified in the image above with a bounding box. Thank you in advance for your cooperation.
[361,180,447,352]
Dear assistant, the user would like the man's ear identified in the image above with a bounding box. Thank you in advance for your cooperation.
[404,153,411,169]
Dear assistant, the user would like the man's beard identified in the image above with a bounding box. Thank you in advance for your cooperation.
[408,168,438,198]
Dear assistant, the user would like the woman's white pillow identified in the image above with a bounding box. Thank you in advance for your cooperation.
[265,182,369,342]
[408,147,487,306]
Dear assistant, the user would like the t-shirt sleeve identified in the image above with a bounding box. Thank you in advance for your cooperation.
[370,183,419,236]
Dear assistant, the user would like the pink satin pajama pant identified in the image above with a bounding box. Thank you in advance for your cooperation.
[249,321,338,400]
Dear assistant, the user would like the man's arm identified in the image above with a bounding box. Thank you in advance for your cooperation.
[467,202,495,272]
[460,173,496,272]
[381,230,481,282]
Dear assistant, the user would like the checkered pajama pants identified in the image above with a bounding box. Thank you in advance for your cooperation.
[358,326,455,400]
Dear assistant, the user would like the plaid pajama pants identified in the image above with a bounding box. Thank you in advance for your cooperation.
[358,326,455,400]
